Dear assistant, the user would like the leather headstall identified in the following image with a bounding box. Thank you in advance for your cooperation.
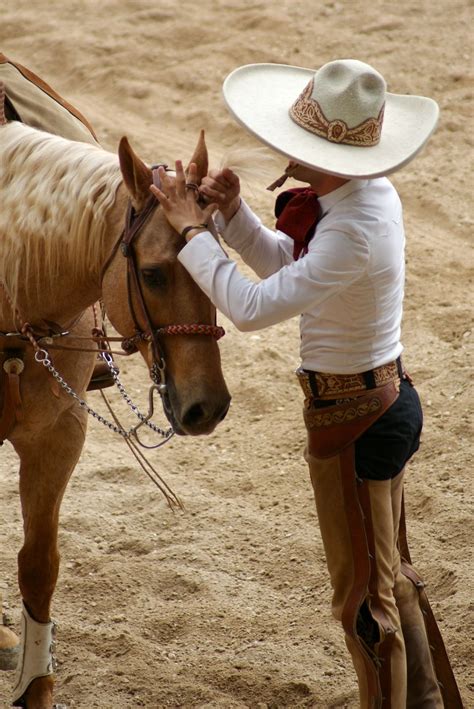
[120,191,166,383]
[106,166,225,387]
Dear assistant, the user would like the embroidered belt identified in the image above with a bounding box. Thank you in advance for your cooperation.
[296,357,403,400]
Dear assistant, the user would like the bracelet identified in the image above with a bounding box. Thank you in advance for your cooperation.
[180,223,208,239]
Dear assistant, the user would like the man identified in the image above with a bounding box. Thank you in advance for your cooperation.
[150,59,461,708]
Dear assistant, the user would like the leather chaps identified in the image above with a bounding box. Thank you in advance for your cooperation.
[302,380,462,708]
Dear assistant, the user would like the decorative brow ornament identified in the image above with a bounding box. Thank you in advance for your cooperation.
[289,79,385,147]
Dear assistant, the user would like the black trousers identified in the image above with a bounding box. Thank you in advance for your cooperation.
[355,378,423,480]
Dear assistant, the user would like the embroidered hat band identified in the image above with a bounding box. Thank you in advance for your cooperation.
[289,78,385,147]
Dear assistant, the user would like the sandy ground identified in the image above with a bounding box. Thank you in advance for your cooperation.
[0,1,473,707]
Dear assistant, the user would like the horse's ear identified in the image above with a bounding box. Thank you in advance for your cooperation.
[186,129,208,183]
[118,136,152,209]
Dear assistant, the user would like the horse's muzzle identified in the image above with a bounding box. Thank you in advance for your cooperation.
[163,380,231,436]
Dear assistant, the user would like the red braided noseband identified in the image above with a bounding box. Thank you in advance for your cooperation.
[157,324,225,338]
[122,323,225,354]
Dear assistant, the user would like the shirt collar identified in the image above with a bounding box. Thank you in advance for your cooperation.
[318,179,369,216]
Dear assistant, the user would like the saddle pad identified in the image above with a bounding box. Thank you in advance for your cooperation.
[0,52,98,144]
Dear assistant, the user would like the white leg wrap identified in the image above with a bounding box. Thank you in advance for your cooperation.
[11,602,57,706]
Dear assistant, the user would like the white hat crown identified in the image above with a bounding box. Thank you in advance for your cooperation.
[290,60,386,146]
[313,60,386,126]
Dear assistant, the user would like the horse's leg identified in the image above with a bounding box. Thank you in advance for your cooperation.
[0,625,19,671]
[11,404,87,709]
[0,590,19,671]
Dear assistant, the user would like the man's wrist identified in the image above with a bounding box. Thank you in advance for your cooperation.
[185,228,207,242]
[181,223,208,242]
[220,198,241,224]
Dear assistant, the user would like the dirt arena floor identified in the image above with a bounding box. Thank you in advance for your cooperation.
[0,1,472,707]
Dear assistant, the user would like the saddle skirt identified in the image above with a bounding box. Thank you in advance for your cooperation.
[0,52,98,143]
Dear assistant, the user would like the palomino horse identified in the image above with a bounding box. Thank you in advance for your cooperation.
[0,93,230,706]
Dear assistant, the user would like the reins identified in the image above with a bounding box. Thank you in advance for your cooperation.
[0,278,182,509]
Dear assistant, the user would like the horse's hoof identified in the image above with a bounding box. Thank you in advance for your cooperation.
[0,625,20,670]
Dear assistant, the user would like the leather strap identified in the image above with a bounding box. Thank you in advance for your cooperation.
[356,478,396,704]
[0,354,24,443]
[337,446,382,704]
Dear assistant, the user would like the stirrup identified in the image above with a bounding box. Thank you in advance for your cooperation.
[87,360,117,391]
[11,603,57,706]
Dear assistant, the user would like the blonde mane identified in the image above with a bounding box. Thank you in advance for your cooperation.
[218,146,283,187]
[0,122,123,305]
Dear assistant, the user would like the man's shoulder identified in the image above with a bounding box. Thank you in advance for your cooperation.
[317,178,402,241]
[357,176,399,200]
[343,177,401,218]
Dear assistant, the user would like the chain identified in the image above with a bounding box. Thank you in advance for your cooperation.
[101,352,173,437]
[33,348,173,443]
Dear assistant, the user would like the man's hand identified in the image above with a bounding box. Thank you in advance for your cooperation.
[150,161,217,240]
[200,168,241,223]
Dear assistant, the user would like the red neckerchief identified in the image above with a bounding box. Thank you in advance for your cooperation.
[274,187,321,260]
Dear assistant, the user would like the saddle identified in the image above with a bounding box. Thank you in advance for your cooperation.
[0,52,98,143]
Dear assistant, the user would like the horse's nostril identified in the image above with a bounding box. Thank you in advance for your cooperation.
[182,402,206,429]
[181,399,230,431]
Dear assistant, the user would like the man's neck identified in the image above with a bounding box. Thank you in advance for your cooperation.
[285,162,349,196]
[308,173,349,196]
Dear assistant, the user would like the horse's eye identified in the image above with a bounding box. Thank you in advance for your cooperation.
[141,267,167,290]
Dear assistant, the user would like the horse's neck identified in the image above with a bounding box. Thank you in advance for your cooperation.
[1,187,128,331]
[0,123,127,329]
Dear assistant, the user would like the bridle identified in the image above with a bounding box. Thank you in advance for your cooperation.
[102,165,225,393]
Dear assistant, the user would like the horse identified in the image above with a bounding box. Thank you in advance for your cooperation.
[0,92,231,707]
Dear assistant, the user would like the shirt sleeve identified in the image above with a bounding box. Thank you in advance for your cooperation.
[214,199,295,277]
[177,225,369,332]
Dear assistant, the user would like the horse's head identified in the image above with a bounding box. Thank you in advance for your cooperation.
[101,133,231,436]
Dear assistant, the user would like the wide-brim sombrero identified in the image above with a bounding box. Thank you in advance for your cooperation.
[222,62,439,179]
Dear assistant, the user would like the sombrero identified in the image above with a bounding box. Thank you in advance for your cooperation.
[222,59,439,179]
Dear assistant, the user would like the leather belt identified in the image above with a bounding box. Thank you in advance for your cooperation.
[296,357,403,400]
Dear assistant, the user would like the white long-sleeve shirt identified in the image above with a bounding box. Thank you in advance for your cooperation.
[178,177,405,374]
